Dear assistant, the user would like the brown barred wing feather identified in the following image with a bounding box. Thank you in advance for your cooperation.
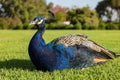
[51,34,114,59]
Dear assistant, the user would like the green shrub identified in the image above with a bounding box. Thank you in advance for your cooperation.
[98,22,106,29]
[0,18,8,29]
[106,23,119,30]
[119,24,120,30]
[23,23,29,29]
[56,24,66,29]
[13,24,23,30]
[74,22,82,29]
[13,23,33,30]
[47,23,57,29]
[82,23,98,30]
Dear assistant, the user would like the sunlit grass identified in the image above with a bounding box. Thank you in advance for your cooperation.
[0,30,120,80]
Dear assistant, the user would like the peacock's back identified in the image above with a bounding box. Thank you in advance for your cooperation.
[50,34,115,62]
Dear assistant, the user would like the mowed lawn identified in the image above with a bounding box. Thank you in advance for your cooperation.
[0,30,120,80]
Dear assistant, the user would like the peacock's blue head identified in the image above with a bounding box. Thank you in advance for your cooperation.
[29,16,45,29]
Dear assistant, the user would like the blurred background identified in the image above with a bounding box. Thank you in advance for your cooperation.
[0,0,120,30]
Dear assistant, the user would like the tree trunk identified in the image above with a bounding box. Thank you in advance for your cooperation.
[117,9,120,23]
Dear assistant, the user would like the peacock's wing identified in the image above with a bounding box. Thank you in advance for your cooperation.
[50,34,115,60]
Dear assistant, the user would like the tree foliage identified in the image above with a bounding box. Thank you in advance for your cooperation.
[67,7,99,29]
[0,0,48,29]
[0,0,119,30]
[111,0,120,22]
[47,2,53,9]
[55,11,67,22]
[96,0,120,23]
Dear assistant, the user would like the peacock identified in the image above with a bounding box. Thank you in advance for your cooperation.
[28,16,118,72]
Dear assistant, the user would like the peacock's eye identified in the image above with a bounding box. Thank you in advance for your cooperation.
[38,19,41,22]
[36,18,43,24]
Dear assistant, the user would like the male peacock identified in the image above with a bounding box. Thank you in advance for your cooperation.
[28,16,117,71]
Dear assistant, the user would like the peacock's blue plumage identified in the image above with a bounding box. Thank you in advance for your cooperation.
[28,16,115,71]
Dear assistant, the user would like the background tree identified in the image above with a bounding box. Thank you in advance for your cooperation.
[111,0,120,23]
[47,2,53,9]
[55,11,67,22]
[0,0,48,29]
[95,0,113,22]
[49,5,69,22]
[96,0,120,23]
[67,7,99,29]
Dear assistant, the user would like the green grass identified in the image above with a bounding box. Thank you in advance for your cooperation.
[0,30,120,80]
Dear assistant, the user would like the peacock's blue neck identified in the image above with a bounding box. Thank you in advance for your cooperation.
[31,31,46,48]
[28,31,46,60]
[28,25,58,71]
[36,23,46,35]
[30,24,46,51]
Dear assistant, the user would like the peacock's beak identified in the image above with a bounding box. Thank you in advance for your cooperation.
[29,21,36,25]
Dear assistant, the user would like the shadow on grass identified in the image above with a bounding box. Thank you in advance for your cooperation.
[0,59,36,71]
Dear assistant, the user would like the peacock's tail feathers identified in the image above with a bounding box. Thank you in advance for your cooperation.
[115,53,120,57]
[108,50,120,58]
